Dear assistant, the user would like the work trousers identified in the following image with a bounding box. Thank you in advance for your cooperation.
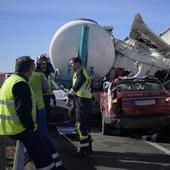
[37,108,48,136]
[10,130,64,170]
[43,95,51,121]
[75,96,92,138]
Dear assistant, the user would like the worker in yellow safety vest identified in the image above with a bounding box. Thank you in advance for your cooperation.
[35,54,55,120]
[0,56,65,170]
[67,56,93,155]
[29,69,49,135]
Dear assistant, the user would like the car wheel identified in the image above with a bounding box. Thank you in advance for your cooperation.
[102,111,112,135]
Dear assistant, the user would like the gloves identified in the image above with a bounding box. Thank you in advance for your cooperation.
[66,88,75,106]
[66,96,72,107]
[68,88,75,96]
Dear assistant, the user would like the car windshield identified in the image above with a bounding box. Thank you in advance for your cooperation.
[164,80,170,90]
[116,81,163,92]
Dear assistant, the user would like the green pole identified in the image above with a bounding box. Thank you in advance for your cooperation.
[79,24,89,67]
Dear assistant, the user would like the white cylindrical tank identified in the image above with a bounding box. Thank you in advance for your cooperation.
[49,19,115,80]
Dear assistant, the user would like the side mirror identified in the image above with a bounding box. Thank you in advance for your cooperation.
[103,81,111,91]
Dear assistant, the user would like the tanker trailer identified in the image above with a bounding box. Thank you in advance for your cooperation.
[49,19,115,85]
[49,19,115,128]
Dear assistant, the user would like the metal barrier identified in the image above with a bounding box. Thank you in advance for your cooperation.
[13,140,24,170]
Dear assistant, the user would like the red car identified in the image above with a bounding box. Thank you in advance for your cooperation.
[100,77,170,135]
[0,73,6,87]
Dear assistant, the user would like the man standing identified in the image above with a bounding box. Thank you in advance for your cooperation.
[36,54,54,120]
[29,67,49,136]
[67,57,92,155]
[0,56,65,170]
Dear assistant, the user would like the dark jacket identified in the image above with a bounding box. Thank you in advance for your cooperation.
[12,73,34,131]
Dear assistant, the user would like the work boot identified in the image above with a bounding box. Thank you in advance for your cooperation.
[77,146,89,156]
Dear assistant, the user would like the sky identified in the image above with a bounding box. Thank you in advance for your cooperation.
[0,0,170,72]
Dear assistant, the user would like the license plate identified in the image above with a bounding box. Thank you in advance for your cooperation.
[135,100,155,106]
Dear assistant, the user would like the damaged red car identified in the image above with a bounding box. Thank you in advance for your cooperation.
[100,77,170,135]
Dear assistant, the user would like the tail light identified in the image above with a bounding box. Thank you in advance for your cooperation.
[166,97,170,102]
[112,98,118,104]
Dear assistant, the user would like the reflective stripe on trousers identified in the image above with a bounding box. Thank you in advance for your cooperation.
[55,160,63,168]
[76,122,89,141]
[80,143,89,148]
[37,162,55,170]
[52,153,60,159]
[52,153,63,168]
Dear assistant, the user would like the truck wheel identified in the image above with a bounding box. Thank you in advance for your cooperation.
[102,112,112,135]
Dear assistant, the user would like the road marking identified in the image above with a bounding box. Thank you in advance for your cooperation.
[145,141,170,155]
[120,160,170,165]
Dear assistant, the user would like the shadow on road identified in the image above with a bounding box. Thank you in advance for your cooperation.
[53,133,170,170]
[89,151,170,170]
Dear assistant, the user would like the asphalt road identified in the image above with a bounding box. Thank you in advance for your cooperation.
[52,130,170,170]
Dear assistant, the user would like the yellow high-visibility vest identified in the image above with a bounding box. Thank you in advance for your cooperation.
[29,71,45,110]
[0,74,37,135]
[72,68,92,99]
[43,75,53,96]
